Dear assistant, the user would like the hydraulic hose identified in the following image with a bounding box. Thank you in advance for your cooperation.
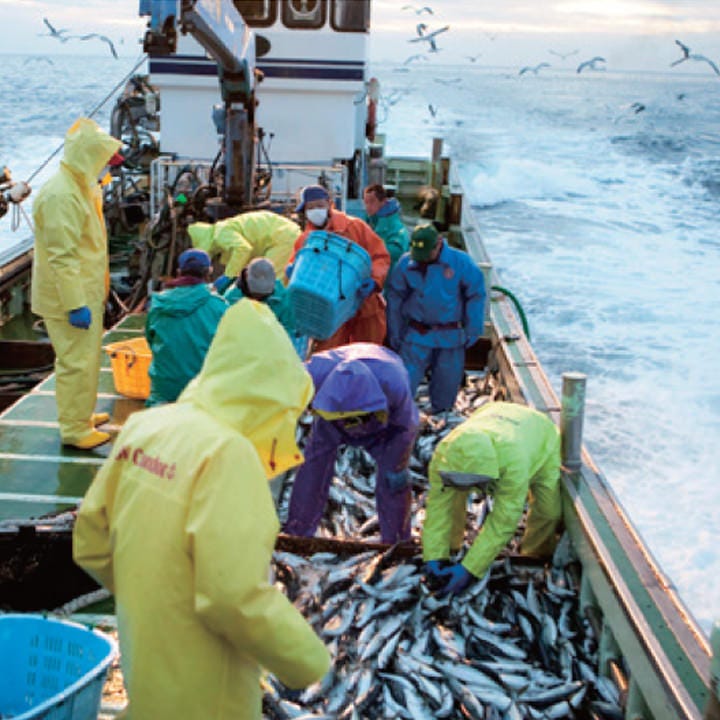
[491,285,531,341]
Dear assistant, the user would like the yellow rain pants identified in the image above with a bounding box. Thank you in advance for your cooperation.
[31,117,121,444]
[74,300,330,720]
[422,402,562,578]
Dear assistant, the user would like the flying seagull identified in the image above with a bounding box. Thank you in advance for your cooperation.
[465,54,482,63]
[519,62,550,76]
[39,18,71,41]
[24,56,55,66]
[549,49,579,61]
[74,33,118,59]
[670,40,719,76]
[402,4,434,15]
[408,25,449,53]
[415,23,429,37]
[428,104,438,118]
[577,56,606,73]
[403,54,428,65]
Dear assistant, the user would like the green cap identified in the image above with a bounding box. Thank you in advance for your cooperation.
[410,223,439,262]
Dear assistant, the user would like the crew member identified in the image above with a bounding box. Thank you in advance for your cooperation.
[145,248,228,405]
[31,117,121,449]
[284,343,419,544]
[74,300,330,719]
[386,222,486,414]
[363,183,409,272]
[422,402,562,596]
[288,185,390,350]
[188,209,301,293]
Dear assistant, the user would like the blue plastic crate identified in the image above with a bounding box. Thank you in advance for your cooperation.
[288,231,372,340]
[0,615,116,720]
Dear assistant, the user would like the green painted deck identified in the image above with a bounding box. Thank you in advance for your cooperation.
[0,314,146,523]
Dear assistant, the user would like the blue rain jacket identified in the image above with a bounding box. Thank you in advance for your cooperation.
[224,279,296,336]
[386,240,486,349]
[145,283,228,405]
[367,198,410,270]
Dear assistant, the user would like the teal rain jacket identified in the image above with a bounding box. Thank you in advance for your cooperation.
[74,300,330,720]
[422,402,562,578]
[367,198,410,270]
[145,282,228,405]
[224,279,296,337]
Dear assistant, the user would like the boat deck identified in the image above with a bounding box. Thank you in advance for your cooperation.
[0,314,146,525]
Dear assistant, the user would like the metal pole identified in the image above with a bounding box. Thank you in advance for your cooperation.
[561,371,587,471]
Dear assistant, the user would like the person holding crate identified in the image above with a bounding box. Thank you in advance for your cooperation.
[288,184,390,351]
[284,342,419,544]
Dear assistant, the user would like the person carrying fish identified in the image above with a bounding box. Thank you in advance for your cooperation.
[283,343,419,544]
[73,300,330,720]
[286,184,390,350]
[188,209,301,293]
[422,402,562,596]
[385,222,486,414]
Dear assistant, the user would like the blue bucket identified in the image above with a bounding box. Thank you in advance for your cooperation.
[287,231,372,340]
[0,614,116,720]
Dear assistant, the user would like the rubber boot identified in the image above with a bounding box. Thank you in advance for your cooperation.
[91,412,110,426]
[67,430,111,450]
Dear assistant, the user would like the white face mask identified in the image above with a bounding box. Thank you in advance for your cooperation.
[306,207,328,227]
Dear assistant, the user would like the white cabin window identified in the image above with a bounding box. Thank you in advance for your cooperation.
[282,0,326,29]
[234,0,277,27]
[331,0,369,32]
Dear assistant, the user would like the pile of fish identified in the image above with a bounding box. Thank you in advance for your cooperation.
[266,376,624,719]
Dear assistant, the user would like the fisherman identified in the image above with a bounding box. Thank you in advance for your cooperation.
[363,183,410,272]
[73,300,330,720]
[145,248,228,406]
[287,184,390,350]
[31,117,121,449]
[422,402,562,596]
[188,209,301,293]
[284,343,419,544]
[386,222,486,414]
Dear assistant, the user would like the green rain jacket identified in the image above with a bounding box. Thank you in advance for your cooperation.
[188,210,300,278]
[31,117,121,318]
[367,198,410,270]
[73,300,330,720]
[145,282,228,405]
[422,402,561,578]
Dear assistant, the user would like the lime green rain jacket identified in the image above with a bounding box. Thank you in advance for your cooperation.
[73,300,330,720]
[188,210,301,278]
[422,402,561,578]
[31,117,121,318]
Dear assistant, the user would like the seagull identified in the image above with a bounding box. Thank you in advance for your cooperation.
[465,54,482,63]
[548,49,579,61]
[403,54,428,65]
[24,56,55,66]
[39,18,71,42]
[408,25,449,53]
[670,41,719,75]
[519,62,550,76]
[576,56,606,73]
[485,33,498,41]
[402,4,434,15]
[428,104,438,118]
[73,33,118,59]
[415,23,429,37]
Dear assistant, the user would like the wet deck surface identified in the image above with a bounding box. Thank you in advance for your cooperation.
[0,314,146,523]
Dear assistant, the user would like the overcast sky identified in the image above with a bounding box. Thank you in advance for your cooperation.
[2,0,720,72]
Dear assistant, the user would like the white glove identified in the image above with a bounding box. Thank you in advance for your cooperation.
[8,181,31,203]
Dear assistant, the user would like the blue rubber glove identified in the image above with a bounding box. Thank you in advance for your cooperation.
[285,263,294,281]
[436,562,474,597]
[213,275,232,294]
[357,277,377,300]
[68,306,91,329]
[385,468,410,494]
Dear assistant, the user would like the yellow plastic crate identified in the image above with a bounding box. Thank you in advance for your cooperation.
[104,336,152,400]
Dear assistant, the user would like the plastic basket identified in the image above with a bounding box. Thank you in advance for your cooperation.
[104,336,152,400]
[0,614,116,720]
[287,231,372,340]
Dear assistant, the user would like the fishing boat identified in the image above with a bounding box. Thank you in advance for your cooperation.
[0,1,716,719]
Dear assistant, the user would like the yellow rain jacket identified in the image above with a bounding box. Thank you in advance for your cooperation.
[31,117,121,443]
[188,210,300,279]
[422,402,561,578]
[73,300,330,720]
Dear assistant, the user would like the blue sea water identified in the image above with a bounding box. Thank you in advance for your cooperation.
[0,54,718,633]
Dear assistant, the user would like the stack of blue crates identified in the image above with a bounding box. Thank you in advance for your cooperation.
[288,231,372,340]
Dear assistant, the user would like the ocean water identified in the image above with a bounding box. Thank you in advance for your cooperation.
[1,54,718,633]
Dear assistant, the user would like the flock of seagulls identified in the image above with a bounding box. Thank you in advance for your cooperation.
[38,18,118,59]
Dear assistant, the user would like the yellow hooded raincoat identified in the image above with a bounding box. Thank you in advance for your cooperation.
[73,300,330,719]
[31,117,121,444]
[422,402,562,579]
[188,210,300,279]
